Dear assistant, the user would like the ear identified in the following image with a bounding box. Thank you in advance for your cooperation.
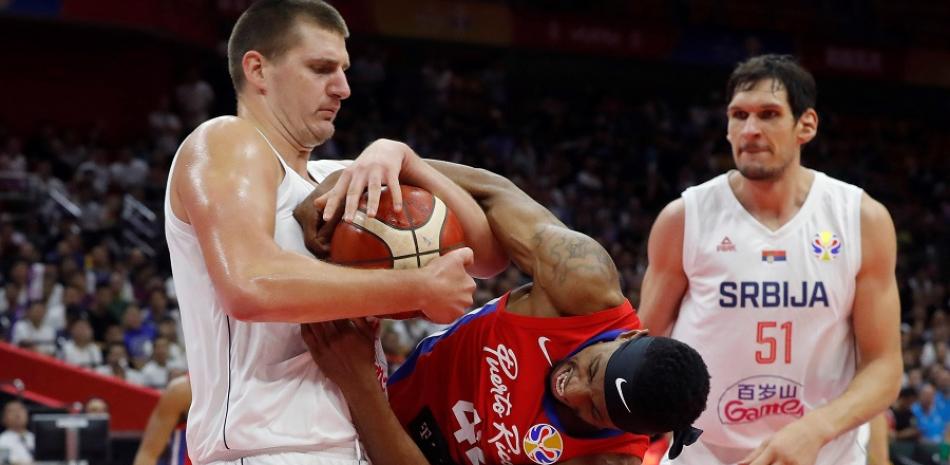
[242,50,267,94]
[617,329,649,341]
[796,108,818,145]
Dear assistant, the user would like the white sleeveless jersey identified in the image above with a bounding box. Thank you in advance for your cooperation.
[672,170,864,464]
[164,127,365,465]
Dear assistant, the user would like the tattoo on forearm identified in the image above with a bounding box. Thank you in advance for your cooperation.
[533,228,615,284]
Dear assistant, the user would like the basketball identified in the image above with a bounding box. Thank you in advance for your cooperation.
[329,185,466,270]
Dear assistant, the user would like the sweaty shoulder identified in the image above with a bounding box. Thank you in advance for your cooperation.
[178,116,273,165]
[170,116,282,223]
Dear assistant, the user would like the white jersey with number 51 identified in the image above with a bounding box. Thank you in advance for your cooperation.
[671,170,863,463]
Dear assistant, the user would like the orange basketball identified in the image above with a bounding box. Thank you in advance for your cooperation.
[329,185,466,270]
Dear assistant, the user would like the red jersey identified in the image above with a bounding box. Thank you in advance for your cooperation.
[388,293,649,465]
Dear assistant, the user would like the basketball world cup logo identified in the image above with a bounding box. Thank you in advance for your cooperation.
[811,231,842,262]
[523,423,564,464]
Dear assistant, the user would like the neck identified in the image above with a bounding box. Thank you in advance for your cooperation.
[729,165,814,224]
[236,99,314,174]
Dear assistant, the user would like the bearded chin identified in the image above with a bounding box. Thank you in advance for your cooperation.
[737,159,790,181]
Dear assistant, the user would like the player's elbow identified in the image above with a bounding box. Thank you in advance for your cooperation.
[882,353,904,402]
[217,278,273,322]
[468,252,510,279]
[468,168,518,201]
[479,168,518,192]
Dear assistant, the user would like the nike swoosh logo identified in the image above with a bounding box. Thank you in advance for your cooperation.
[538,337,553,366]
[615,378,632,413]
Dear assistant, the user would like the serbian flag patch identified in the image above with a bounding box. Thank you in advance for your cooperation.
[761,250,787,263]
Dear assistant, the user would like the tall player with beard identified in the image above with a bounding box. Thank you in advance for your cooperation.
[165,2,508,464]
[638,55,902,465]
[294,162,711,465]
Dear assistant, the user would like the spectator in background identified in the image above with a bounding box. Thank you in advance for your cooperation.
[96,342,144,385]
[174,67,214,130]
[935,369,950,415]
[10,301,56,356]
[0,137,27,173]
[107,271,133,316]
[912,384,947,445]
[60,285,88,330]
[84,245,112,290]
[0,283,24,329]
[75,148,110,195]
[147,95,182,156]
[59,319,102,369]
[34,263,65,332]
[889,387,920,458]
[141,336,178,388]
[109,148,149,190]
[155,317,186,369]
[3,261,30,309]
[86,283,118,341]
[0,400,34,465]
[122,305,156,362]
[83,397,109,415]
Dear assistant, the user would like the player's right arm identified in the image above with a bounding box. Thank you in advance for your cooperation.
[133,376,191,465]
[171,117,474,323]
[636,199,688,336]
[427,161,624,315]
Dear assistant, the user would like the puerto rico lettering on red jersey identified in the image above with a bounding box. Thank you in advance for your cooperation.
[387,294,650,464]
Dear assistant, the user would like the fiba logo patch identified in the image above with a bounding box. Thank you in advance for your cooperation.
[523,423,563,464]
[811,231,841,262]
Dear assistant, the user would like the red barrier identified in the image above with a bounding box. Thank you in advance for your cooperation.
[0,342,160,433]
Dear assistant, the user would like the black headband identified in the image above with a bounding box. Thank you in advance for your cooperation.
[603,335,702,460]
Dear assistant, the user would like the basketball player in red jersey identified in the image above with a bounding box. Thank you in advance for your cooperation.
[134,375,192,465]
[296,162,711,465]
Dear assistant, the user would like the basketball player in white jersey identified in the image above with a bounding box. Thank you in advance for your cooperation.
[164,1,507,464]
[638,55,902,465]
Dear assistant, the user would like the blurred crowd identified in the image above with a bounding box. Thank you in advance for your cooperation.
[0,41,947,463]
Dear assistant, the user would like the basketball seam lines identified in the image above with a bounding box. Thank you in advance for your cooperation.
[346,214,396,268]
[334,245,465,266]
[408,217,422,268]
[407,195,433,268]
[222,315,233,450]
[354,194,435,231]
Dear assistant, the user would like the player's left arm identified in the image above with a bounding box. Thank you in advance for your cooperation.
[560,453,642,465]
[133,375,192,465]
[742,193,902,465]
